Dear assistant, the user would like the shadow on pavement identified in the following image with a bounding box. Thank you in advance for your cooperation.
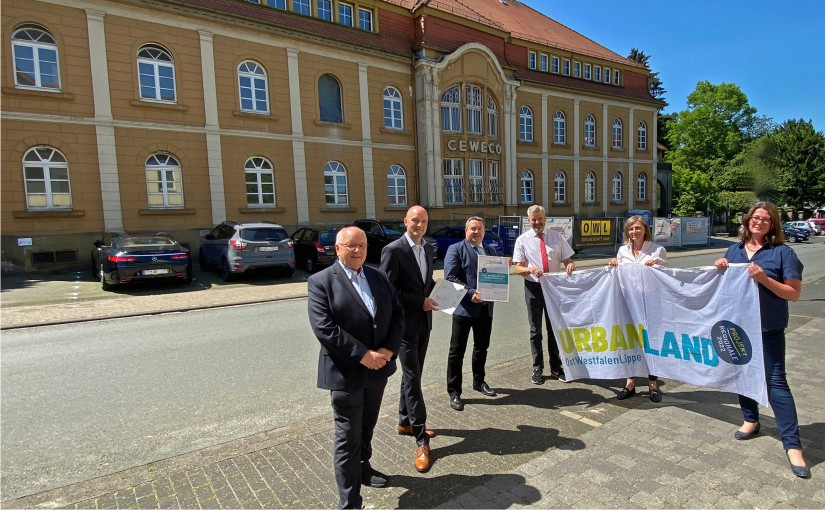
[392,472,540,508]
[433,424,585,462]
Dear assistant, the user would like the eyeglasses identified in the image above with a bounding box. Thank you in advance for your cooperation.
[339,243,368,250]
[750,217,772,224]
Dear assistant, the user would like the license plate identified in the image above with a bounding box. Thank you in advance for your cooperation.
[258,246,279,252]
[142,269,170,276]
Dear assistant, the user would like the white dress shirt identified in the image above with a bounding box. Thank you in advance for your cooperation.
[512,228,575,282]
[616,240,668,267]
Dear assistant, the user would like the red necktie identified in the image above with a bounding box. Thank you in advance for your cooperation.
[538,232,549,273]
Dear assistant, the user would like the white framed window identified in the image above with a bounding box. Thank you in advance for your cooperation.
[12,24,60,90]
[338,2,353,26]
[637,173,647,201]
[468,159,484,204]
[584,114,596,147]
[613,69,620,85]
[487,95,498,138]
[612,118,623,149]
[637,121,647,150]
[318,73,343,123]
[584,171,596,203]
[137,44,176,102]
[594,65,601,82]
[584,63,591,80]
[528,51,537,70]
[382,86,403,130]
[358,8,373,31]
[387,164,407,206]
[443,159,464,205]
[551,56,560,74]
[292,0,310,15]
[573,61,581,78]
[604,67,611,83]
[540,53,548,72]
[562,59,570,76]
[324,161,348,206]
[23,146,71,209]
[465,85,482,135]
[554,170,566,204]
[238,61,269,113]
[612,172,622,202]
[440,85,461,132]
[146,153,183,208]
[553,110,566,145]
[488,160,501,204]
[519,106,533,142]
[268,0,287,8]
[245,157,275,207]
[520,170,534,204]
[317,0,332,19]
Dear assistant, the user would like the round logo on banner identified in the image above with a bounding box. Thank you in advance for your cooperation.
[711,320,753,365]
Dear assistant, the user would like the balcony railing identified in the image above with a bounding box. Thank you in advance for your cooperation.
[444,181,502,206]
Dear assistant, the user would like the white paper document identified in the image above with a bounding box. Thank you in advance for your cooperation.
[476,255,510,302]
[429,278,467,315]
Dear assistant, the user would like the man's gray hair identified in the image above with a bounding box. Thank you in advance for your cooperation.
[527,205,545,216]
[465,216,485,228]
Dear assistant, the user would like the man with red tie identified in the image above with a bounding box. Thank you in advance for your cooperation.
[512,205,575,385]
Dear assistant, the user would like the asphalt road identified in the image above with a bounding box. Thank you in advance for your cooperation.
[1,242,823,500]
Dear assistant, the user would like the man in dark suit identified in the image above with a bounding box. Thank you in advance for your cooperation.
[307,226,405,509]
[443,216,497,411]
[380,205,438,473]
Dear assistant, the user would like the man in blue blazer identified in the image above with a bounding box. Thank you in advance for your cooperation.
[443,216,497,411]
[308,226,405,509]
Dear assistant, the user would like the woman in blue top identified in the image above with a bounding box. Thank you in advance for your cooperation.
[714,202,809,478]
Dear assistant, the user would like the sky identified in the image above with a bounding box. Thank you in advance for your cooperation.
[530,1,825,132]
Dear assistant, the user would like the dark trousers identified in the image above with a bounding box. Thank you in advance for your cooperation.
[524,280,562,373]
[398,329,430,446]
[447,313,492,397]
[739,329,801,450]
[330,377,387,509]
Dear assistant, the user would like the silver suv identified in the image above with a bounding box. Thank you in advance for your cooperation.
[199,221,295,281]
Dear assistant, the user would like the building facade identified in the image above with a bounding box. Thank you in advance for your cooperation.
[1,0,665,271]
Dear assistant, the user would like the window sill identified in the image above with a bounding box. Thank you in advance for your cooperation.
[517,140,537,146]
[635,148,649,154]
[551,143,570,149]
[384,205,408,211]
[379,127,411,135]
[139,208,196,215]
[610,147,625,152]
[611,200,627,205]
[552,201,571,207]
[239,207,286,214]
[320,206,356,213]
[3,87,75,100]
[14,209,84,218]
[233,110,279,121]
[582,145,598,150]
[130,100,189,112]
[581,201,601,207]
[314,120,352,129]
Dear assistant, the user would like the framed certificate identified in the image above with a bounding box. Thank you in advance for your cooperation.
[476,255,510,302]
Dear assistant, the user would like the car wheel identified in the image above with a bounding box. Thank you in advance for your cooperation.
[184,264,193,284]
[221,258,234,282]
[305,256,316,273]
[198,249,209,271]
[100,265,114,291]
[283,267,295,278]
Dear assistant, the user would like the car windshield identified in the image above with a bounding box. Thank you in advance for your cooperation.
[318,230,339,244]
[121,236,176,248]
[240,228,288,242]
[484,231,500,241]
[380,223,406,236]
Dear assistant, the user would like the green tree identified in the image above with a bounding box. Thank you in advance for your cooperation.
[672,166,717,216]
[765,119,825,209]
[627,48,667,106]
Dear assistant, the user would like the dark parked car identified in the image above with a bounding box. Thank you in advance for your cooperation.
[782,223,809,243]
[91,232,192,291]
[352,219,438,263]
[429,227,505,259]
[199,221,295,281]
[291,227,340,273]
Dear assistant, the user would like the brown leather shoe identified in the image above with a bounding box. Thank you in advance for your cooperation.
[397,425,436,438]
[414,445,431,473]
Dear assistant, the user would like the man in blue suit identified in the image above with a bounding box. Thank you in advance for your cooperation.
[443,216,497,411]
[308,226,405,509]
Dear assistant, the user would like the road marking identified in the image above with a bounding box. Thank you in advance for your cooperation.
[559,410,602,428]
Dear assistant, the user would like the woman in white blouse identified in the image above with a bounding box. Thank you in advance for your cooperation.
[609,215,667,402]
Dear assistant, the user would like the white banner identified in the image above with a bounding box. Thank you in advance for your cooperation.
[541,264,767,406]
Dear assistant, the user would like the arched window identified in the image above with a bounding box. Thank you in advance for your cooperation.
[382,87,403,130]
[12,24,60,90]
[612,118,623,149]
[387,165,407,206]
[146,153,183,207]
[637,121,648,150]
[318,73,343,123]
[245,157,275,207]
[584,171,596,202]
[440,85,461,132]
[465,85,482,135]
[584,114,596,147]
[520,170,534,204]
[637,172,647,201]
[487,96,499,138]
[137,44,176,102]
[553,111,566,145]
[238,61,269,113]
[519,106,533,142]
[612,171,622,202]
[23,146,70,209]
[554,171,566,204]
[324,161,348,205]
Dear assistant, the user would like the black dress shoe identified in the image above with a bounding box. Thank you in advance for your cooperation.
[616,386,636,400]
[649,389,662,403]
[786,450,811,478]
[449,395,464,411]
[734,422,760,440]
[361,467,389,488]
[473,382,496,396]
